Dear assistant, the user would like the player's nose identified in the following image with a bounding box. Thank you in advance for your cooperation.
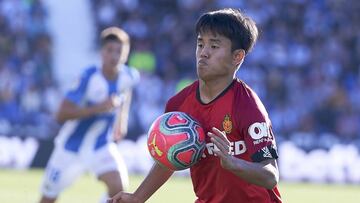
[200,47,210,58]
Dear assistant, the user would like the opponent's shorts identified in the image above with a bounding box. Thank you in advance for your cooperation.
[40,143,128,198]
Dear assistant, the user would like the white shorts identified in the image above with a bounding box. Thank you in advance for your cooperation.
[40,143,128,198]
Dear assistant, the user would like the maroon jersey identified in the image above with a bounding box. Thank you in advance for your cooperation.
[165,79,282,203]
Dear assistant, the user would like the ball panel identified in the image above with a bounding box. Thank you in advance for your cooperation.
[147,111,206,171]
[167,113,189,126]
[175,148,195,166]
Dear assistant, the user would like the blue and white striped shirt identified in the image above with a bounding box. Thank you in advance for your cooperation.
[55,65,139,153]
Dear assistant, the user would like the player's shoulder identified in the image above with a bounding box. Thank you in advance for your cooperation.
[75,65,99,84]
[76,65,99,83]
[121,64,140,83]
[166,80,198,112]
[122,64,139,78]
[169,80,198,102]
[233,79,266,111]
[82,65,98,75]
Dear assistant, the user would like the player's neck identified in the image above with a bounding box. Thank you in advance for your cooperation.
[102,65,119,81]
[199,76,234,103]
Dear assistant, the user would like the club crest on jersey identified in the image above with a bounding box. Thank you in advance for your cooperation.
[222,114,232,134]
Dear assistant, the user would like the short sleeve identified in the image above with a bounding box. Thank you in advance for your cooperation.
[164,81,197,113]
[242,117,279,162]
[235,84,279,162]
[65,67,96,105]
[129,67,140,87]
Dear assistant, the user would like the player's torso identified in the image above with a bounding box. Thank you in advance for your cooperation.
[56,66,133,153]
[176,81,273,203]
[177,82,249,162]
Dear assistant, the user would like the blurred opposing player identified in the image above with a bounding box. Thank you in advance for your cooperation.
[39,27,139,203]
[109,9,282,203]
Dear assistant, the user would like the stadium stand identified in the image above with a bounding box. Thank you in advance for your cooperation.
[90,0,360,148]
[1,0,360,182]
[0,0,60,139]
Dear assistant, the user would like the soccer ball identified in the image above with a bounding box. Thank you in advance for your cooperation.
[147,111,206,171]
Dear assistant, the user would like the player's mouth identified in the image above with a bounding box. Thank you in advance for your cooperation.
[197,59,208,66]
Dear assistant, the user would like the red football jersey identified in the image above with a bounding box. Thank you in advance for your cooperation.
[165,79,282,203]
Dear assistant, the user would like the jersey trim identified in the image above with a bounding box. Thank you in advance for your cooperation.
[196,80,235,105]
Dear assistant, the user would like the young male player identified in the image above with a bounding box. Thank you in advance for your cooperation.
[109,8,282,203]
[39,27,139,203]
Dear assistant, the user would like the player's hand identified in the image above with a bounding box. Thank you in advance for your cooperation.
[111,94,124,108]
[208,127,235,170]
[107,191,141,203]
[97,95,123,113]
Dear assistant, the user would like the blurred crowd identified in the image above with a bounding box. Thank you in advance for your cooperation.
[0,0,59,139]
[92,0,360,150]
[1,0,359,151]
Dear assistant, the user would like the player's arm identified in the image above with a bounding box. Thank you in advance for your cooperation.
[56,97,118,123]
[113,90,132,141]
[108,163,174,203]
[57,68,121,123]
[208,127,279,189]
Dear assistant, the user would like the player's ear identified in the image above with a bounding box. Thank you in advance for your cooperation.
[232,49,245,66]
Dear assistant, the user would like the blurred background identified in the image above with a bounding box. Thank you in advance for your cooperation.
[1,0,360,194]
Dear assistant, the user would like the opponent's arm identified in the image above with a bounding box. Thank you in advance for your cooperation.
[113,90,132,141]
[108,163,174,203]
[56,97,118,123]
[208,127,279,189]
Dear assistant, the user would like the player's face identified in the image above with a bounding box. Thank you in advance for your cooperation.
[101,40,123,69]
[196,32,237,81]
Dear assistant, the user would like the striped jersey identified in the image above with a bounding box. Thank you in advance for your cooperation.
[55,65,139,153]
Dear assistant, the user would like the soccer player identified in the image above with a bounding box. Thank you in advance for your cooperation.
[109,8,282,203]
[39,27,139,203]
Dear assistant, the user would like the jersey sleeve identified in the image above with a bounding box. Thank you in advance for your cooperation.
[236,86,279,162]
[165,95,182,113]
[65,67,96,105]
[164,98,176,113]
[119,65,140,92]
[242,118,279,162]
[164,81,197,113]
[129,67,140,87]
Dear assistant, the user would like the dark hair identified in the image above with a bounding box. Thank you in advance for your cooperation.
[100,34,121,46]
[195,8,258,54]
[100,27,130,63]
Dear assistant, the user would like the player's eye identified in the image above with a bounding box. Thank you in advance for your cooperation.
[197,43,203,48]
[211,45,219,49]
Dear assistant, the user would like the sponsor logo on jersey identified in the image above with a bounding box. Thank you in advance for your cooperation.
[248,122,274,145]
[261,146,272,158]
[202,140,246,158]
[248,122,270,140]
[222,114,232,134]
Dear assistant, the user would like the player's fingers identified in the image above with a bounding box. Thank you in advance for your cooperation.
[212,127,230,144]
[208,133,228,154]
[111,94,124,107]
[211,144,228,159]
[209,129,230,148]
[207,132,225,147]
[108,192,123,203]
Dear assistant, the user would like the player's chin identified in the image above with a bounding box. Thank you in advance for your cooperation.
[197,68,210,80]
[111,60,120,67]
[197,72,214,82]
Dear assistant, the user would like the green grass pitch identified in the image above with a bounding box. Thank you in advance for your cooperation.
[1,169,359,203]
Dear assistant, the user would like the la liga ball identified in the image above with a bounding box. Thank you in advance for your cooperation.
[147,111,206,170]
